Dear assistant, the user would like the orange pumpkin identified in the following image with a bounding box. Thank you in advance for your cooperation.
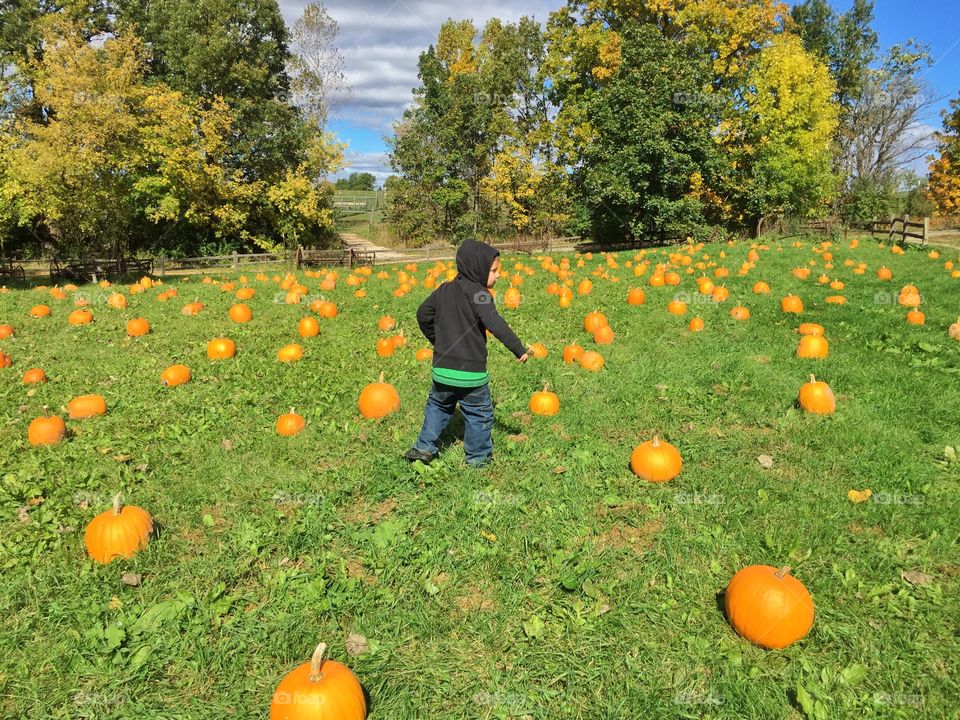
[107,293,128,309]
[207,338,236,360]
[711,286,730,303]
[28,409,66,446]
[0,324,13,339]
[503,287,522,309]
[578,350,605,371]
[126,318,151,337]
[181,301,204,316]
[229,303,253,323]
[68,309,94,325]
[562,344,584,363]
[730,305,750,321]
[667,299,687,316]
[529,383,560,416]
[415,347,433,362]
[797,335,829,359]
[752,281,771,294]
[630,436,682,482]
[30,304,52,318]
[236,287,256,300]
[906,309,925,325]
[22,367,47,384]
[577,279,593,295]
[278,344,304,363]
[377,316,397,332]
[317,301,338,318]
[725,565,814,649]
[269,642,367,720]
[797,323,824,337]
[781,295,803,314]
[358,372,401,419]
[593,325,614,345]
[161,364,191,387]
[68,394,107,419]
[799,374,836,414]
[298,317,320,338]
[529,342,549,359]
[627,288,646,306]
[583,310,607,333]
[688,317,705,332]
[0,350,10,368]
[376,338,395,357]
[277,408,306,437]
[84,493,153,564]
[949,317,960,341]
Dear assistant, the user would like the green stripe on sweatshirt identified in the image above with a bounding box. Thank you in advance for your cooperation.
[432,367,489,388]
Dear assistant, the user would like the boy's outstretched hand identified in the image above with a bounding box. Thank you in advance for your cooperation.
[518,352,530,363]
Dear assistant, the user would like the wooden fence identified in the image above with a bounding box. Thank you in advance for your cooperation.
[844,215,929,245]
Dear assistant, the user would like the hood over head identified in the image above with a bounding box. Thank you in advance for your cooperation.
[456,239,499,286]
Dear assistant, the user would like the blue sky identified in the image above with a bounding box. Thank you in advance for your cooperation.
[278,1,960,184]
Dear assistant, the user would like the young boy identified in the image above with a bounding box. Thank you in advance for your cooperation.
[405,239,529,467]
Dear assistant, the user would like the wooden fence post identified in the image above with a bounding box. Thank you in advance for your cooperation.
[887,215,896,244]
[923,217,929,246]
[157,258,165,278]
[902,214,910,245]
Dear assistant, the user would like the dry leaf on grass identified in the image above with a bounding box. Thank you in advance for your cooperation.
[757,455,775,469]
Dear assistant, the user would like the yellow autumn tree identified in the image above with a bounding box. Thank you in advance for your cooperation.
[928,98,960,214]
[720,32,839,227]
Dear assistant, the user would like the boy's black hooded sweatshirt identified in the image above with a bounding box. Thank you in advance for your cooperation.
[416,240,526,372]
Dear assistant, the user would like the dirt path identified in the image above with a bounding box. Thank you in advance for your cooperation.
[338,233,414,264]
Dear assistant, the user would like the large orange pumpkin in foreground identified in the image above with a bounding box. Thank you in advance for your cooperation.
[269,642,367,720]
[68,394,107,419]
[358,373,400,419]
[725,565,814,649]
[630,436,682,482]
[84,492,154,564]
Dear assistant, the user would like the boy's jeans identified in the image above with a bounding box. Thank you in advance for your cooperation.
[413,382,493,465]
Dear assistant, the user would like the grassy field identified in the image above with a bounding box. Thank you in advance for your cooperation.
[1,237,959,719]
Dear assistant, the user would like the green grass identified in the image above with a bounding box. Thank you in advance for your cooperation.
[1,237,959,719]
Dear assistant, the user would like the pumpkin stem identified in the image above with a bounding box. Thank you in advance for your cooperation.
[289,407,295,415]
[42,405,50,418]
[112,492,122,515]
[809,374,816,384]
[651,435,660,447]
[309,642,327,683]
[378,371,384,384]
[774,566,791,579]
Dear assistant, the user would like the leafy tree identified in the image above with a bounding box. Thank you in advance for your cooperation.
[0,19,341,256]
[721,33,839,229]
[929,97,960,214]
[573,23,721,241]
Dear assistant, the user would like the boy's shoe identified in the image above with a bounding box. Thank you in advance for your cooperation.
[466,456,493,468]
[404,448,435,464]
